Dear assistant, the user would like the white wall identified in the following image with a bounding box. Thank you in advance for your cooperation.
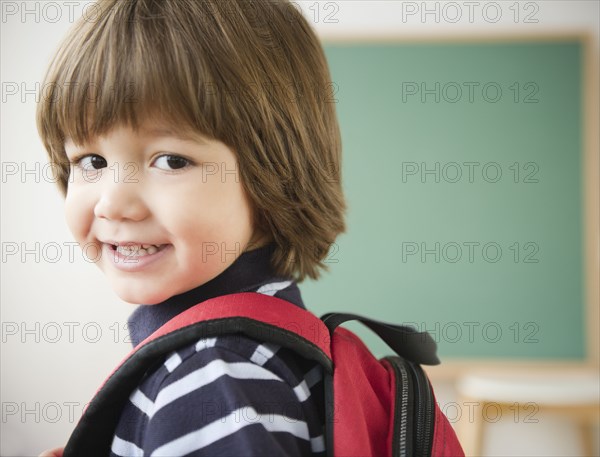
[1,1,598,455]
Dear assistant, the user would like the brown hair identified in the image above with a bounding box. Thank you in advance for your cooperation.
[36,0,347,283]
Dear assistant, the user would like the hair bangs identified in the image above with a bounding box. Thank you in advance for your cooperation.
[40,0,220,154]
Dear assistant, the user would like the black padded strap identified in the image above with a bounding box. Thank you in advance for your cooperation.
[320,312,440,365]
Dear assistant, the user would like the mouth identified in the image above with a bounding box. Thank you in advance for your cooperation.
[105,241,169,257]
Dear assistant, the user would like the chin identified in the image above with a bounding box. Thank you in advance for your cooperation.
[115,286,171,305]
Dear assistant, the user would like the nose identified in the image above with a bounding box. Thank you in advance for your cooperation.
[94,172,149,222]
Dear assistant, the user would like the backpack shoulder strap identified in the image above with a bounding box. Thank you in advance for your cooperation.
[321,312,439,365]
[63,292,332,457]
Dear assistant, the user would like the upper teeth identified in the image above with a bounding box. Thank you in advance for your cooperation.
[115,244,161,256]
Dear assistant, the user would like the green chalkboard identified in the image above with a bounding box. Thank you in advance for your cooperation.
[300,38,585,361]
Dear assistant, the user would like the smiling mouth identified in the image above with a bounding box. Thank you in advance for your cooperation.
[107,243,169,256]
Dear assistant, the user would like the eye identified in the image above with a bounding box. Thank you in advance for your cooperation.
[72,154,107,171]
[152,154,192,171]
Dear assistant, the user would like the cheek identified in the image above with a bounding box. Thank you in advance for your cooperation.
[64,188,93,243]
[221,183,255,236]
[169,182,255,248]
[237,189,256,237]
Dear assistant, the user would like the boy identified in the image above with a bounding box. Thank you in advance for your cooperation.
[36,0,346,455]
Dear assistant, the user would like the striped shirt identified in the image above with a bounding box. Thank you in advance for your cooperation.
[110,243,327,456]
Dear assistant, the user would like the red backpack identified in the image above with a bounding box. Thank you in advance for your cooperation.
[63,292,464,456]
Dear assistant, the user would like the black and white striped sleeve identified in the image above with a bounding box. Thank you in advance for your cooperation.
[129,338,324,456]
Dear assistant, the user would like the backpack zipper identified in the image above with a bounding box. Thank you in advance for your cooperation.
[397,361,410,457]
[385,356,411,457]
[407,360,435,456]
[385,356,435,457]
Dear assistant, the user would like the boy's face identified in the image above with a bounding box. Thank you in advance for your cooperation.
[64,120,267,305]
